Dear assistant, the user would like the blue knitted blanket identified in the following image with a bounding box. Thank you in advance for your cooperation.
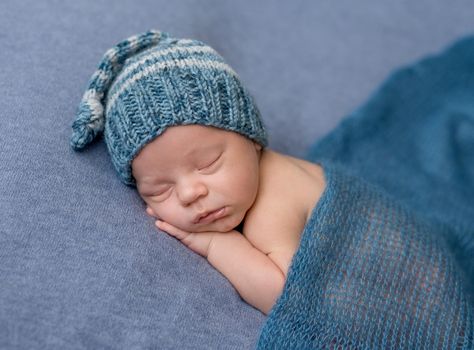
[257,37,474,349]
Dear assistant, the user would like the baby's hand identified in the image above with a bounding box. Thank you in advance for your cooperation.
[155,220,216,258]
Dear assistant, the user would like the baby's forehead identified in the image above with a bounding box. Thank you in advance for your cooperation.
[133,124,254,173]
[171,142,223,161]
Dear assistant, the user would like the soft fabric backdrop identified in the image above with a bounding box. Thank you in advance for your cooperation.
[1,1,474,349]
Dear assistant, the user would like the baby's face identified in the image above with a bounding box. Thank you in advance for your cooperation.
[132,125,262,233]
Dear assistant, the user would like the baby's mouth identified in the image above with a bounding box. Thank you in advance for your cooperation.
[195,207,227,224]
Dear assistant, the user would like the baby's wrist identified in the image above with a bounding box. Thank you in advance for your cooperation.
[206,230,244,259]
[206,234,216,258]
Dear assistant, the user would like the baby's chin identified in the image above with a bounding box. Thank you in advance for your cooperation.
[191,213,243,233]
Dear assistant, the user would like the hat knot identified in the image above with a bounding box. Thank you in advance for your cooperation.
[70,30,166,150]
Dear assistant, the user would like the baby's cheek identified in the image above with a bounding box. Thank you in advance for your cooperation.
[155,204,188,229]
[148,202,170,222]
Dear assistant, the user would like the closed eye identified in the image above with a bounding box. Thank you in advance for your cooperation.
[198,154,222,171]
[149,186,171,197]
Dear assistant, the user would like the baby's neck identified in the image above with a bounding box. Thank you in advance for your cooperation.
[235,219,245,233]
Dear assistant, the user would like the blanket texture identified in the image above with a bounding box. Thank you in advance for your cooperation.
[257,37,474,349]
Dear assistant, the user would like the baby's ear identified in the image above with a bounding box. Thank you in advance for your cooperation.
[254,142,262,151]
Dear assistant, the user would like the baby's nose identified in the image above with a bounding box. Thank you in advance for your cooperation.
[177,180,208,205]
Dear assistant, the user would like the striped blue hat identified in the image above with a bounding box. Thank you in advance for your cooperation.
[71,30,267,186]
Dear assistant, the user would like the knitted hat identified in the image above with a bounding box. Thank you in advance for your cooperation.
[71,29,267,186]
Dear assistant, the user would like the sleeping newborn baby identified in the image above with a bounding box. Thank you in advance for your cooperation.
[71,30,325,314]
[132,125,325,314]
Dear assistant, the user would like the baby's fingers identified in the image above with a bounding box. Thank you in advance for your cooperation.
[155,220,214,257]
[156,220,189,241]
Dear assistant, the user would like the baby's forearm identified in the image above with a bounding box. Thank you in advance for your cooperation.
[207,231,285,315]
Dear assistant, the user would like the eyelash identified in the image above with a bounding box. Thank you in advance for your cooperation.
[198,154,221,171]
[152,188,170,197]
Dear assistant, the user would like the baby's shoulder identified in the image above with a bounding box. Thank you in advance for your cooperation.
[242,150,326,275]
[252,149,325,220]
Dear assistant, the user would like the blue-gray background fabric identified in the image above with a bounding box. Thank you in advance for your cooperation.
[1,1,473,349]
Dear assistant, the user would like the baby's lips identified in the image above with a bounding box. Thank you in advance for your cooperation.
[194,207,227,225]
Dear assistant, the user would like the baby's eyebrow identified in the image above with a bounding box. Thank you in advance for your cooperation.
[184,143,221,158]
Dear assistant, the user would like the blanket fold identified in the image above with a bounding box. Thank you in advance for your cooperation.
[257,36,474,349]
